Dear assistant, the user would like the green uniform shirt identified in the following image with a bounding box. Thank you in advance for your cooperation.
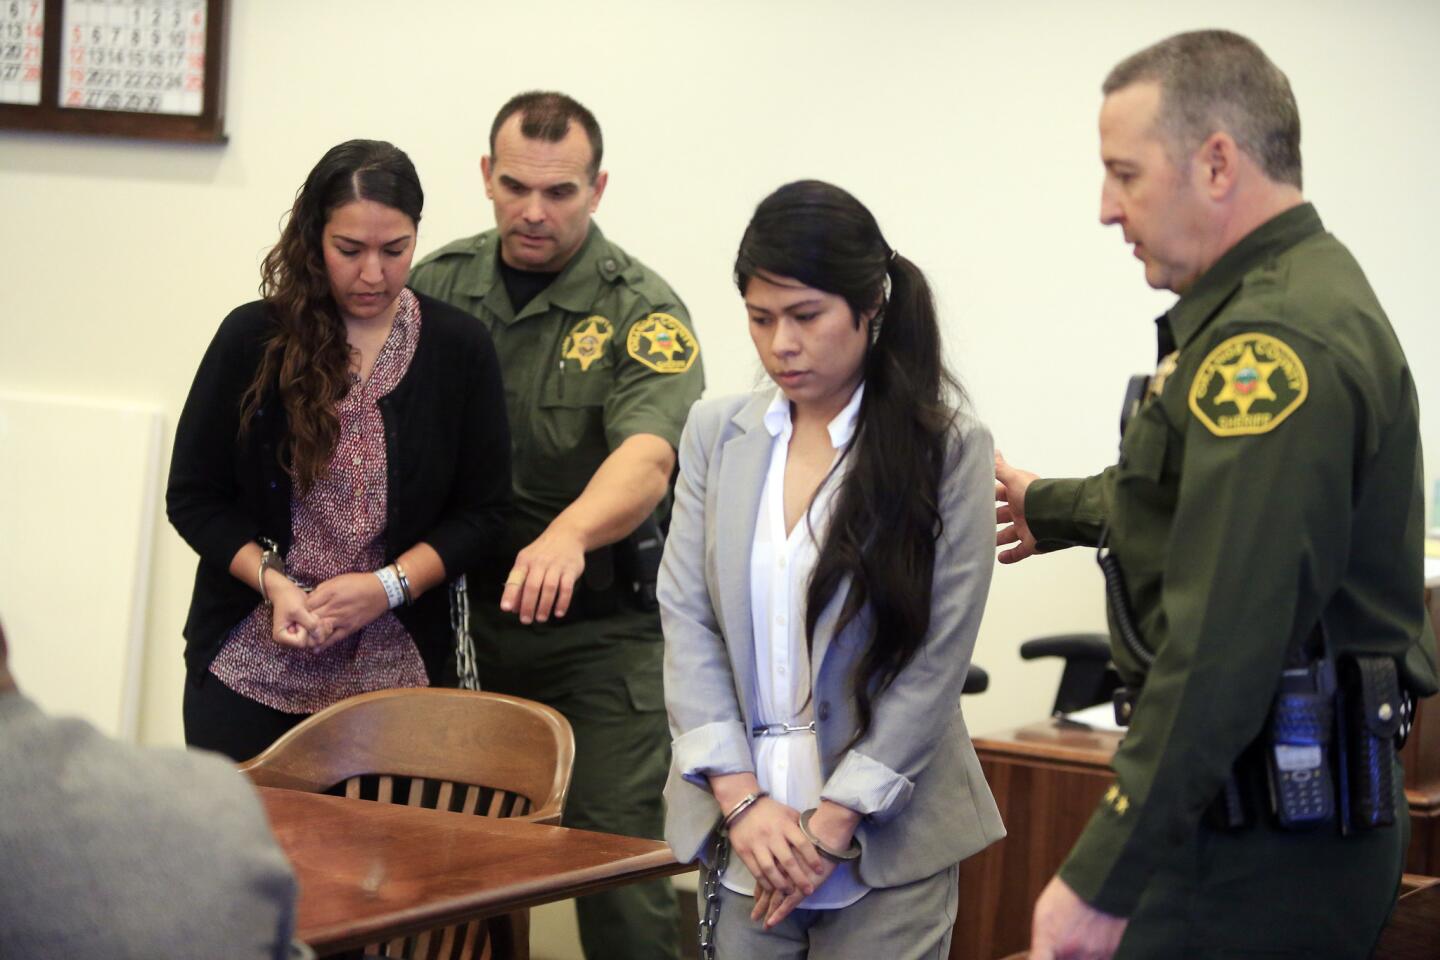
[1026,203,1438,916]
[409,223,703,694]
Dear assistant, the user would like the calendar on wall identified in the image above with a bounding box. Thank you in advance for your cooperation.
[0,1,45,106]
[0,0,227,141]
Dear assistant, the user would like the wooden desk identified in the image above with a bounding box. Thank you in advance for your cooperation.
[1374,876,1440,960]
[949,723,1119,960]
[1399,577,1440,872]
[259,786,692,956]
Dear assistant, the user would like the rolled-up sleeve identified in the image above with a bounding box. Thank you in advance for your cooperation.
[673,719,754,787]
[820,749,914,819]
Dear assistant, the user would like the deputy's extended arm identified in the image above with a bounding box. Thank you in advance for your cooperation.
[501,432,675,623]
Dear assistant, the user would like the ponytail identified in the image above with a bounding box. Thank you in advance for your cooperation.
[808,252,962,747]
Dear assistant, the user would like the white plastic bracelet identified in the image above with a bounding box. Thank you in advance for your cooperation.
[374,565,405,610]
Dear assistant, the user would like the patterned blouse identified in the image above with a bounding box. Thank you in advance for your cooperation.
[210,289,428,713]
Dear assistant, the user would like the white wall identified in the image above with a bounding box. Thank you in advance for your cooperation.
[2,0,1437,754]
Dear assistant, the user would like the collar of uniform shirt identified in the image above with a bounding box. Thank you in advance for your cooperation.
[1165,202,1324,351]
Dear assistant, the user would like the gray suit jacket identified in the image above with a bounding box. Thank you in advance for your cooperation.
[659,392,1005,888]
[0,692,299,959]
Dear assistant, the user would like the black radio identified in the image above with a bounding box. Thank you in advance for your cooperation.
[1265,660,1337,829]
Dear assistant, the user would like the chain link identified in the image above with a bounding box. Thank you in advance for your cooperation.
[450,575,482,691]
[697,832,729,960]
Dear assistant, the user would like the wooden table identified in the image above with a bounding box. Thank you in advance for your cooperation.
[259,786,692,956]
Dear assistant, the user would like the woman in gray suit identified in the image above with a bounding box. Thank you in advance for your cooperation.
[659,180,1004,957]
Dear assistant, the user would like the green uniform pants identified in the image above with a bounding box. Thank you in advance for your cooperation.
[470,606,680,960]
[1116,776,1408,958]
[550,681,680,960]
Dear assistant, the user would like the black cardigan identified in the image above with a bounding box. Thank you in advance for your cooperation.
[166,292,511,682]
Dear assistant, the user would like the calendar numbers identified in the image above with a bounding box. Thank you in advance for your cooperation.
[0,0,45,106]
[59,0,205,115]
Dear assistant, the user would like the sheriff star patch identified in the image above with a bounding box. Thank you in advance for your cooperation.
[626,312,699,374]
[562,316,614,371]
[1188,332,1308,437]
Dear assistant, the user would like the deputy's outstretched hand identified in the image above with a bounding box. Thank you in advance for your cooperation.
[995,450,1041,564]
[499,524,586,624]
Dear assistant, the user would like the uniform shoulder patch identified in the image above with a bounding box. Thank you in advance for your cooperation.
[626,312,700,374]
[562,316,614,371]
[1188,331,1308,437]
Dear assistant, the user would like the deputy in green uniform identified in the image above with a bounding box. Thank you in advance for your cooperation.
[410,91,701,960]
[994,31,1437,960]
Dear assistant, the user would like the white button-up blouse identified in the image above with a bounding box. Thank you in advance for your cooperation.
[721,384,868,908]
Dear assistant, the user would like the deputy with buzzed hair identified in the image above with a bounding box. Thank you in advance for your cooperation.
[410,90,698,960]
[995,31,1436,959]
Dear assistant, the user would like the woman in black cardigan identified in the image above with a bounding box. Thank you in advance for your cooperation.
[168,139,510,761]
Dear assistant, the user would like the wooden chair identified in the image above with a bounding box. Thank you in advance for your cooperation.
[240,688,576,960]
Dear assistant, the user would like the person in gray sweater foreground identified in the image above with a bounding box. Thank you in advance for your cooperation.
[0,619,303,959]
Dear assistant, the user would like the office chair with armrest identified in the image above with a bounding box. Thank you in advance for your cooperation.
[1019,633,1120,716]
[240,688,575,960]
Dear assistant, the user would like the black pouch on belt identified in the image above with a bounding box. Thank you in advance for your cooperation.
[1339,654,1402,830]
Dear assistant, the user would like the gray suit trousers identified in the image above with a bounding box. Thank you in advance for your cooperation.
[698,859,959,959]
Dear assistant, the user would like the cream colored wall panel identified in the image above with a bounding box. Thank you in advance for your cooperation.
[0,391,162,740]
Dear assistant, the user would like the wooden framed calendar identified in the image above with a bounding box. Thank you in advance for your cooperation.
[0,0,228,142]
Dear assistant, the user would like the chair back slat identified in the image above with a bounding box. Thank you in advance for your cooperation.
[460,783,482,815]
[344,776,361,799]
[437,923,460,958]
[406,776,427,807]
[460,917,483,959]
[435,780,455,812]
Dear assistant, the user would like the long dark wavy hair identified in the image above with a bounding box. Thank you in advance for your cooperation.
[240,139,423,493]
[735,179,965,747]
